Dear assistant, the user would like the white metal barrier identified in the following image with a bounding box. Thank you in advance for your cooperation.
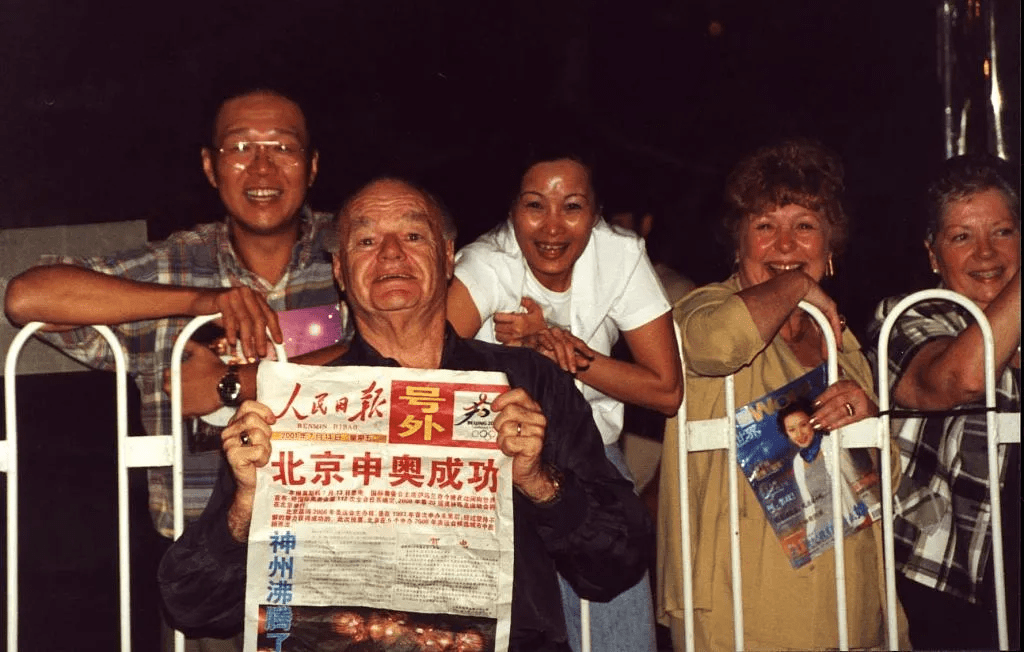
[1,313,291,652]
[4,322,147,652]
[673,301,857,651]
[876,288,1018,650]
[673,292,1018,651]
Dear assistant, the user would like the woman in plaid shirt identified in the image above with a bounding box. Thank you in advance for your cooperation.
[869,153,1020,650]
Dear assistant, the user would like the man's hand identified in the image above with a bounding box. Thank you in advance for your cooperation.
[492,388,559,502]
[190,287,283,361]
[221,401,276,541]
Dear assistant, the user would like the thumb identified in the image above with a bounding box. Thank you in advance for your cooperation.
[521,297,541,315]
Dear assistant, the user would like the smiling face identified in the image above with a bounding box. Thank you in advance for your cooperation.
[927,188,1021,309]
[333,180,454,322]
[737,203,831,288]
[201,91,318,238]
[783,410,815,449]
[511,159,598,292]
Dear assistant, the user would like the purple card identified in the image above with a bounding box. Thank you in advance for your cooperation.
[275,303,346,358]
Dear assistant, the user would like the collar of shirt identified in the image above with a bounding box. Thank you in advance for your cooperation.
[335,325,460,368]
[214,205,328,292]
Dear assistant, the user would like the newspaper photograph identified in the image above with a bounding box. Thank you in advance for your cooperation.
[735,364,883,569]
[244,361,515,652]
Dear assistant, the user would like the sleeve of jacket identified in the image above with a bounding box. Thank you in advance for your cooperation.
[158,461,248,636]
[513,356,654,602]
[676,282,765,377]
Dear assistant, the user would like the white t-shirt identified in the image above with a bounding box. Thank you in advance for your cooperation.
[454,219,670,444]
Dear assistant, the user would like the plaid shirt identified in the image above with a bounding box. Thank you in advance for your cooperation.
[37,207,350,538]
[868,294,1019,603]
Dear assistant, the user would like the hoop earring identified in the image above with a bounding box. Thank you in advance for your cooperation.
[825,254,834,278]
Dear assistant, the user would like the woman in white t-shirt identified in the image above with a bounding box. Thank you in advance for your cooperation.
[446,153,683,652]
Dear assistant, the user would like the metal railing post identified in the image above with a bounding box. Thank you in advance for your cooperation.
[876,288,1009,650]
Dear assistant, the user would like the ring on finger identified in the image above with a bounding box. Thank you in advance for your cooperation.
[240,433,251,446]
[843,402,855,417]
[516,422,522,436]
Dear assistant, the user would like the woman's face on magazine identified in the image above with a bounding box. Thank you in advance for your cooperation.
[783,411,815,448]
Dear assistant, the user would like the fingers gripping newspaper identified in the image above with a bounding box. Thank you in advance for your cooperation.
[246,361,514,652]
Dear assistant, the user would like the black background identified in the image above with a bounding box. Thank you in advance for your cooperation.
[4,0,1019,331]
[1,1,1020,649]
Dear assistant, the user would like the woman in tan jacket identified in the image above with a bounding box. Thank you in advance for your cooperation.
[657,140,909,651]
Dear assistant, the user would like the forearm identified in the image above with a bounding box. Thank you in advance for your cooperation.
[575,353,682,415]
[528,468,653,601]
[897,277,1021,408]
[227,492,255,543]
[5,265,205,328]
[158,464,247,633]
[735,270,814,343]
[582,314,683,415]
[445,278,483,338]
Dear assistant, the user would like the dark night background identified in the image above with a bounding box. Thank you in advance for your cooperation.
[6,0,1019,332]
[0,0,1019,649]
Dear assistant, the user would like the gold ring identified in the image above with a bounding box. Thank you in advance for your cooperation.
[844,402,855,417]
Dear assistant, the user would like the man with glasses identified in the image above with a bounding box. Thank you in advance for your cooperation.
[4,88,349,651]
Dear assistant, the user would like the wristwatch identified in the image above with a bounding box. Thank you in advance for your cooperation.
[217,364,242,408]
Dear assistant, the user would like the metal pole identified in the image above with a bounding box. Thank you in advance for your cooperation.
[672,322,696,652]
[876,288,1007,650]
[797,301,848,649]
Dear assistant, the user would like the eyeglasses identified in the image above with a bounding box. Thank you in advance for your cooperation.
[215,140,307,166]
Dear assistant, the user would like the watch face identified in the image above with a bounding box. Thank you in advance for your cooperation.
[218,370,242,407]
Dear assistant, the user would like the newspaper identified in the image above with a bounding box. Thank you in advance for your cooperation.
[245,361,515,652]
[735,364,882,569]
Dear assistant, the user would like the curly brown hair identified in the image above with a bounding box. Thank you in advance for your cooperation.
[722,139,849,255]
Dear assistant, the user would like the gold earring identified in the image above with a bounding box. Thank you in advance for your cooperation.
[825,254,834,278]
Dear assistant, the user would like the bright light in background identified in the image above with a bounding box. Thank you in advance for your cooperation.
[308,322,323,338]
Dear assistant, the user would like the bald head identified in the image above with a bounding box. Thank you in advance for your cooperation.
[330,178,456,325]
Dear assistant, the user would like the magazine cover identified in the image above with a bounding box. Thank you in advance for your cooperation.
[735,364,882,568]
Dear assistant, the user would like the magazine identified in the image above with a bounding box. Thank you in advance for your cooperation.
[735,364,882,568]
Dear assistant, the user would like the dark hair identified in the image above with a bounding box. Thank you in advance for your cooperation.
[513,144,602,216]
[722,139,848,255]
[328,177,457,254]
[203,86,313,148]
[776,396,815,433]
[924,154,1020,244]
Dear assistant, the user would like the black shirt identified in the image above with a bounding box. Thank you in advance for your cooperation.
[159,328,654,651]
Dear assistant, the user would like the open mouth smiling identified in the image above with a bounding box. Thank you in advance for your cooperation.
[375,273,414,282]
[534,241,570,257]
[245,188,283,201]
[766,262,805,274]
[967,267,1005,282]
